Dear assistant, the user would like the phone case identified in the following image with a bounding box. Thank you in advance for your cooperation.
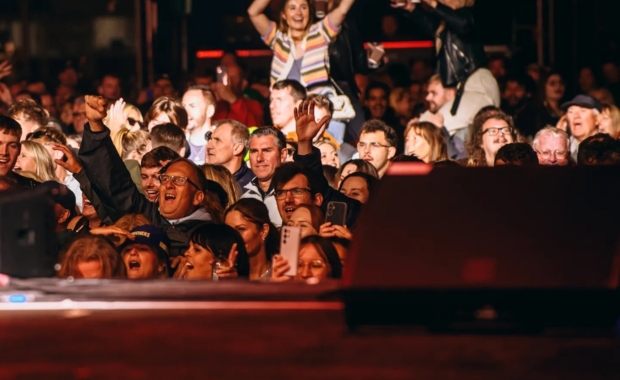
[325,201,347,226]
[280,226,301,276]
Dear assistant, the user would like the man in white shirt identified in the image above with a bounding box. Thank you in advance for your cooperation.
[182,85,216,164]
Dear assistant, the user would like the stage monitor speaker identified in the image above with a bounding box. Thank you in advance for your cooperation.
[0,186,58,278]
[343,164,620,333]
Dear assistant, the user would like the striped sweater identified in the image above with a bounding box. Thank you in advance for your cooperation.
[262,15,340,88]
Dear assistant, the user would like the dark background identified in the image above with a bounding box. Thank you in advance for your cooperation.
[0,0,619,92]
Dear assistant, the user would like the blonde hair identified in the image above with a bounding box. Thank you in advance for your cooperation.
[57,234,126,279]
[201,164,241,208]
[601,104,620,138]
[404,121,448,162]
[19,140,58,181]
[112,128,151,159]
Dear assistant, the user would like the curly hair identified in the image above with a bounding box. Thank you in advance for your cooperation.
[466,106,516,162]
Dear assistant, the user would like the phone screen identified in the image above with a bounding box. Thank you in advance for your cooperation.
[216,66,228,86]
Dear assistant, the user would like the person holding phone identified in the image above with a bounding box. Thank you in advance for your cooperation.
[271,235,342,282]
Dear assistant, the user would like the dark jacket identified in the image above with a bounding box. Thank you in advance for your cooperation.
[408,3,487,88]
[328,3,371,96]
[294,147,361,229]
[11,172,39,188]
[233,163,255,193]
[78,123,213,257]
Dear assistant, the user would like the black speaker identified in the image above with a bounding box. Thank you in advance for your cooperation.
[343,164,620,333]
[0,187,58,278]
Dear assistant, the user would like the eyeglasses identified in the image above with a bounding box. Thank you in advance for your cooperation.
[357,142,391,150]
[127,117,144,129]
[482,127,512,136]
[159,175,201,190]
[274,187,311,200]
[298,260,326,272]
[536,150,567,159]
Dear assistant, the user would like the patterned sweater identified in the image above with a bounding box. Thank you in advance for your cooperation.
[262,15,340,88]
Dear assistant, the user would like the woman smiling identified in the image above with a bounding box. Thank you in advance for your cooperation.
[248,0,356,93]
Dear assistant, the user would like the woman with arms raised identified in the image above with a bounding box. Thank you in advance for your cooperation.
[248,0,356,92]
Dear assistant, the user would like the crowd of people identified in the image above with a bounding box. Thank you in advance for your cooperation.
[0,0,618,282]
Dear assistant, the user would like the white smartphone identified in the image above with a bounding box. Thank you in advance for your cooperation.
[280,226,301,277]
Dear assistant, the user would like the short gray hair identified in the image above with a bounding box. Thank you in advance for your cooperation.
[249,126,287,151]
[214,119,250,151]
[532,126,570,151]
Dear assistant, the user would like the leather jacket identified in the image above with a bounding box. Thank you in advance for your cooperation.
[328,4,373,96]
[408,3,487,88]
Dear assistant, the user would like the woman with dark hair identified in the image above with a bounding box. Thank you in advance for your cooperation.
[338,172,378,204]
[224,198,279,280]
[334,158,379,187]
[535,71,567,132]
[57,234,126,279]
[271,235,343,281]
[174,223,250,280]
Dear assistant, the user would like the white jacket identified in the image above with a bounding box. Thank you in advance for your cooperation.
[241,179,283,227]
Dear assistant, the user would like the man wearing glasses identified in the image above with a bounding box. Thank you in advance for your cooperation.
[465,108,516,167]
[532,127,570,166]
[77,95,214,257]
[357,120,398,178]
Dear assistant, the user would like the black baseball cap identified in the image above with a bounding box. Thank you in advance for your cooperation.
[561,94,602,112]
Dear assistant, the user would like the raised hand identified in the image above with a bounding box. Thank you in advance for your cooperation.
[0,82,13,106]
[107,98,126,135]
[294,99,330,143]
[0,60,12,80]
[212,243,239,279]
[53,144,83,174]
[270,254,293,282]
[171,256,190,279]
[84,95,109,131]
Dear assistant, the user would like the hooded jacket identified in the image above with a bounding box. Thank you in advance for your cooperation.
[78,123,212,257]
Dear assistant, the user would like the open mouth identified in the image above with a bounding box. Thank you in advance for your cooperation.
[164,193,176,201]
[284,206,297,215]
[128,260,141,270]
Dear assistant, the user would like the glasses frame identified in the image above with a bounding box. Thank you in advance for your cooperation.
[159,174,201,190]
[481,127,513,137]
[274,187,312,200]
